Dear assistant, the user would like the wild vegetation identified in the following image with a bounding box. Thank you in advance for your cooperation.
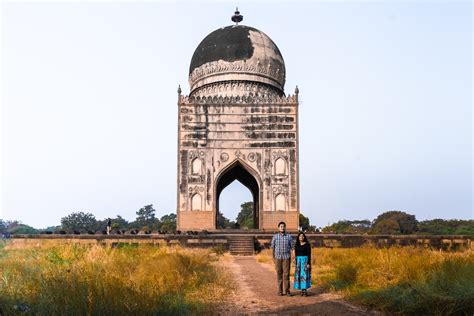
[0,241,233,315]
[257,246,474,315]
[1,203,472,237]
[321,211,474,237]
[0,205,177,235]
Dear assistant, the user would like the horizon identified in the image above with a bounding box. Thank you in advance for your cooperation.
[1,1,472,229]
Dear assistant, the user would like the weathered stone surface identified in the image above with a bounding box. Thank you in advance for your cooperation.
[177,21,300,231]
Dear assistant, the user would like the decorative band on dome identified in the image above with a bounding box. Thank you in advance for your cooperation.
[189,59,285,93]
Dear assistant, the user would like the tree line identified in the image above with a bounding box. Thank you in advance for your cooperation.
[1,205,472,237]
[319,211,474,237]
[0,204,176,235]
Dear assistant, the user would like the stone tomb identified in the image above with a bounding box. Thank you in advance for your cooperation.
[176,16,300,231]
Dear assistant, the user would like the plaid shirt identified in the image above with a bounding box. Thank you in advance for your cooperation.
[271,232,295,260]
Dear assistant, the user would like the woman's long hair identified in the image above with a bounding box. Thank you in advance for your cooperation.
[296,232,308,247]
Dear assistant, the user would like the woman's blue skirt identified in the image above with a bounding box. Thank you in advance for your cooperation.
[294,256,311,290]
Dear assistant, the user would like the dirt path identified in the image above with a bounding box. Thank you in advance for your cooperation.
[218,255,380,315]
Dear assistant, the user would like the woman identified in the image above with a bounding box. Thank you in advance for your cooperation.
[293,232,311,296]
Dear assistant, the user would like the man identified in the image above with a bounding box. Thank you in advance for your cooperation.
[270,221,295,296]
[106,218,112,235]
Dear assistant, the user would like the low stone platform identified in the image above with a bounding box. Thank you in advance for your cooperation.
[5,233,472,251]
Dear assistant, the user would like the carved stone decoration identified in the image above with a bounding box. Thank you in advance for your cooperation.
[188,175,205,184]
[220,152,229,162]
[272,150,288,160]
[191,80,284,99]
[247,152,256,162]
[188,186,205,194]
[189,59,286,93]
[180,94,298,105]
[272,185,289,194]
[235,150,245,160]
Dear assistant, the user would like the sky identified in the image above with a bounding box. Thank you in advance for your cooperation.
[1,1,472,229]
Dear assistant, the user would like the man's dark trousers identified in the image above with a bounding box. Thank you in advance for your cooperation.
[274,258,290,294]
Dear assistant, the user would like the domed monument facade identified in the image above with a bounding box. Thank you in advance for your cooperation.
[177,10,300,231]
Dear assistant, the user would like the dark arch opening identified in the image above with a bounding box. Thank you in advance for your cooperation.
[216,161,259,229]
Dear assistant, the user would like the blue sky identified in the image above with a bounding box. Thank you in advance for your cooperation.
[1,1,472,228]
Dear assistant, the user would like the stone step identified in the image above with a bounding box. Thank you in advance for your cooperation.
[230,247,254,250]
[230,243,254,246]
[229,237,255,241]
[229,243,254,247]
[228,236,256,255]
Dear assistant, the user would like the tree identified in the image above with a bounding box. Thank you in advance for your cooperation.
[418,219,474,238]
[61,212,97,233]
[299,213,310,231]
[371,219,400,234]
[216,211,233,229]
[322,220,371,234]
[0,220,6,234]
[236,202,253,228]
[159,213,177,232]
[371,211,418,234]
[111,215,129,230]
[8,224,38,234]
[135,205,157,229]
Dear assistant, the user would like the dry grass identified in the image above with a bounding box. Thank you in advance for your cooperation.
[258,246,474,315]
[256,249,274,265]
[0,241,233,315]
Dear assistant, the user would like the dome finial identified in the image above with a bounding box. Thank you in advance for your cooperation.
[231,8,243,25]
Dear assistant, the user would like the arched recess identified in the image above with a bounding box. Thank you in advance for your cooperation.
[275,193,286,212]
[215,159,261,229]
[191,193,202,211]
[274,157,287,175]
[191,158,203,175]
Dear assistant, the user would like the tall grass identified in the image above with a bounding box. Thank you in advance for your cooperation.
[258,246,474,315]
[0,242,233,315]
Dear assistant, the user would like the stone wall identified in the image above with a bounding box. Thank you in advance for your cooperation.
[7,234,472,251]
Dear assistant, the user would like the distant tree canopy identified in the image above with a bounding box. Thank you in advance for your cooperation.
[371,211,418,234]
[216,210,234,229]
[320,211,473,237]
[134,205,158,229]
[0,220,39,235]
[56,205,176,234]
[61,212,97,233]
[322,219,371,234]
[418,219,474,237]
[159,213,176,232]
[0,220,6,234]
[236,202,253,229]
[110,215,129,230]
[299,213,317,232]
[5,206,473,237]
[216,201,254,229]
[216,202,316,231]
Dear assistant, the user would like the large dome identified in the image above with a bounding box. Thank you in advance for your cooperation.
[188,25,286,97]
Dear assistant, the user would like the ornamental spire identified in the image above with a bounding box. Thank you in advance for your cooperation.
[231,8,243,25]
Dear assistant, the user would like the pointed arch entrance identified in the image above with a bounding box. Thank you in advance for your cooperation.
[215,160,261,229]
